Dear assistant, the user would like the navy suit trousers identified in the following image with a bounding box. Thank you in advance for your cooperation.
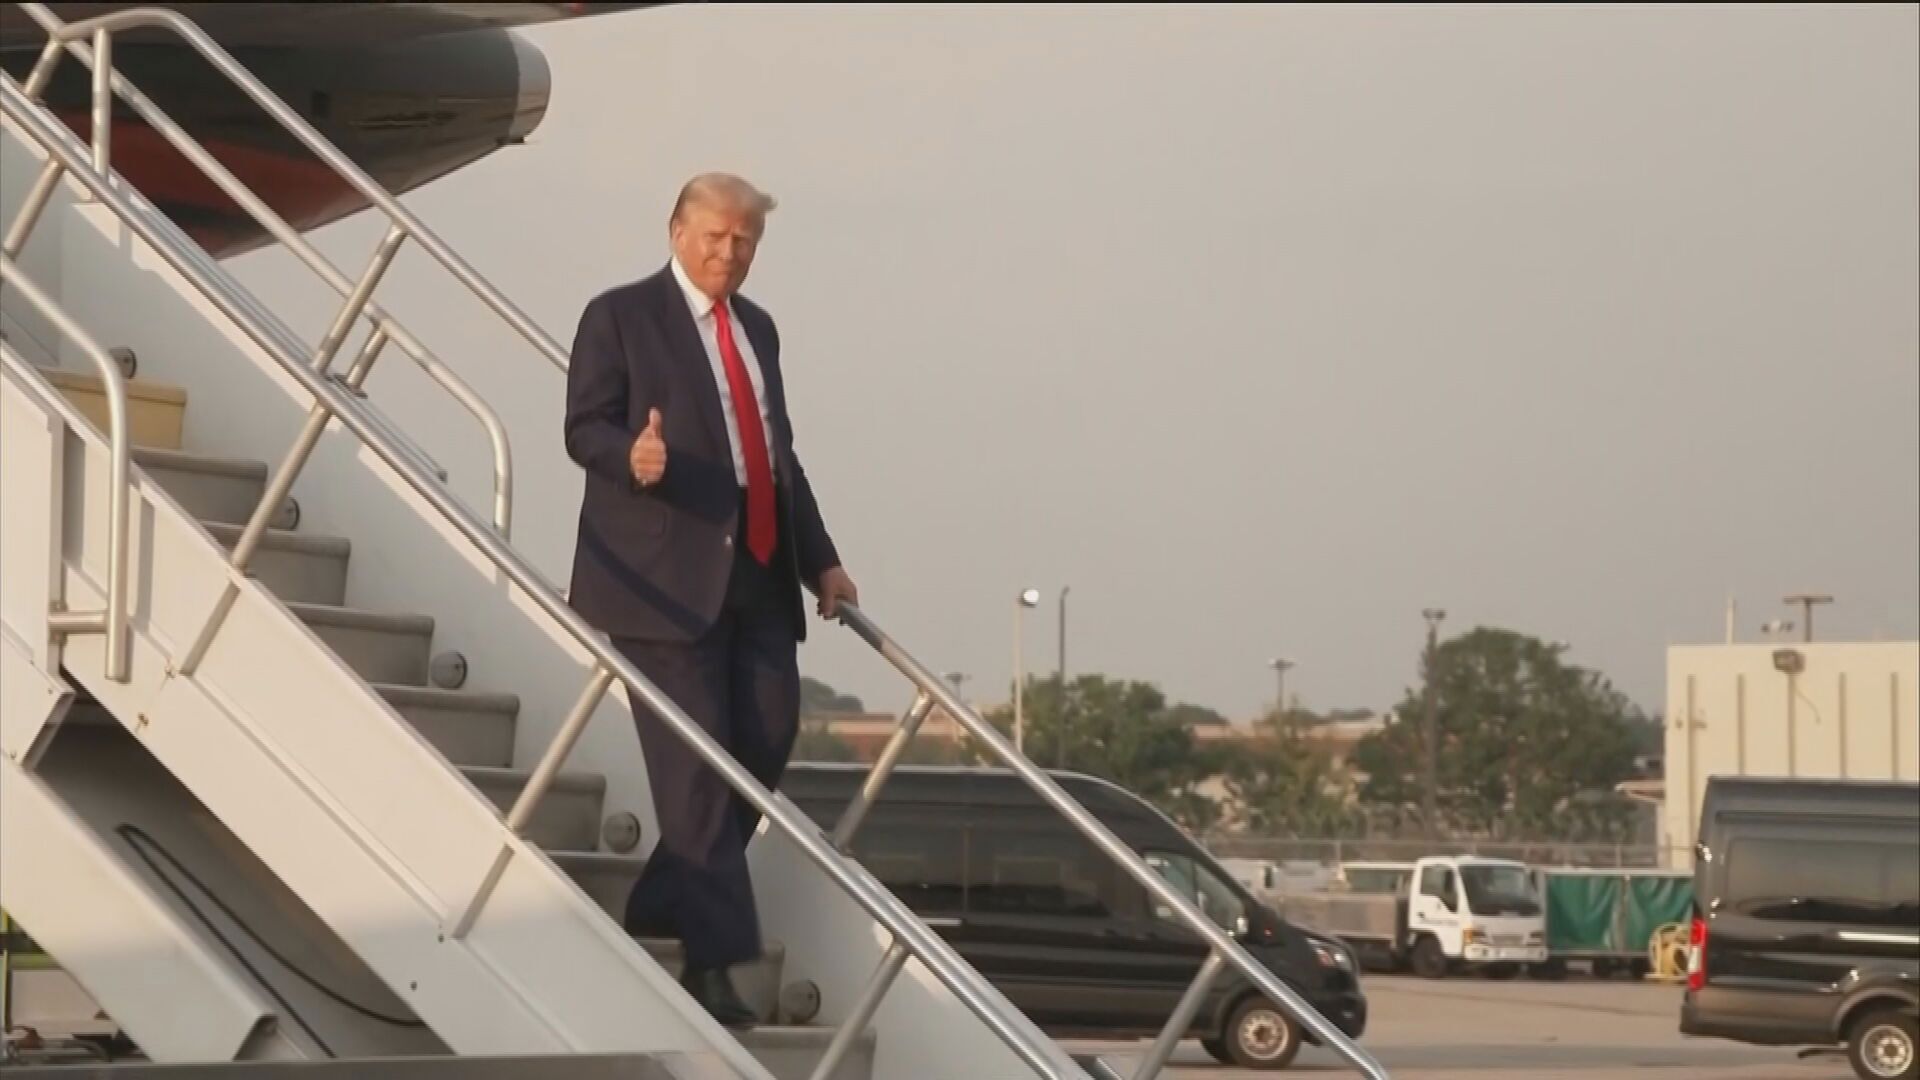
[614,495,800,971]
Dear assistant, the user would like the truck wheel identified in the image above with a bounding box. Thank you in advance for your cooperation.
[1847,1007,1917,1080]
[1410,936,1448,980]
[1529,958,1569,981]
[1225,997,1302,1069]
[1201,1037,1233,1066]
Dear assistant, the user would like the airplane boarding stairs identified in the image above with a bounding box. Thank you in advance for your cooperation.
[0,5,1389,1080]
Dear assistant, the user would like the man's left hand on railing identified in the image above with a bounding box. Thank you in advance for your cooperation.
[814,566,859,620]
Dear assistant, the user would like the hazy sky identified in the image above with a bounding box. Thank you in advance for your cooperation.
[231,3,1919,723]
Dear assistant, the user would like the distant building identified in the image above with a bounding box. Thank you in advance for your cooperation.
[1660,640,1920,869]
[799,706,978,762]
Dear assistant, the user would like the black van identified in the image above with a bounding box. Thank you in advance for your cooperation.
[782,762,1368,1070]
[1680,776,1919,1080]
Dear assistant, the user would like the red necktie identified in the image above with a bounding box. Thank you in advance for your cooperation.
[712,302,777,565]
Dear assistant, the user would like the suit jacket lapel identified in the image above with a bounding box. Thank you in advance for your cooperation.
[649,269,729,458]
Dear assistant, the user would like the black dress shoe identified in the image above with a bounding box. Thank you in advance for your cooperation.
[681,966,758,1029]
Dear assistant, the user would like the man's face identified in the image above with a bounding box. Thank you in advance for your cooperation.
[670,199,762,300]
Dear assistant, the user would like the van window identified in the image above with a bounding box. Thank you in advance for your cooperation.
[849,818,967,916]
[1146,851,1246,933]
[1727,831,1920,927]
[968,824,1122,918]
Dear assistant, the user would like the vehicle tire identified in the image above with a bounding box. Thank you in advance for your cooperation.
[1224,996,1303,1070]
[1410,936,1449,980]
[1201,1037,1233,1066]
[1481,963,1521,980]
[1590,958,1617,979]
[1529,958,1569,981]
[1847,1008,1917,1080]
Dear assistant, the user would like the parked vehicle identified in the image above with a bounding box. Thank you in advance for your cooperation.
[1680,776,1919,1080]
[1278,855,1549,978]
[782,763,1368,1070]
[1532,866,1693,979]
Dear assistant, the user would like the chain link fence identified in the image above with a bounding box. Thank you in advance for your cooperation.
[1201,835,1678,872]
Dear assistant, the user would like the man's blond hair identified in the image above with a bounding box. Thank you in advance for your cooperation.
[670,172,777,225]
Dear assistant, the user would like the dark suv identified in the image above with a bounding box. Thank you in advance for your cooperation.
[1680,776,1919,1080]
[783,762,1368,1070]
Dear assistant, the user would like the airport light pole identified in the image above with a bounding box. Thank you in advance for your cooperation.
[1268,657,1295,722]
[1782,594,1833,644]
[1421,608,1446,841]
[1055,587,1073,767]
[1014,588,1040,753]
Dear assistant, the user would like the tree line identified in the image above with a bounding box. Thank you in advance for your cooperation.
[796,626,1658,843]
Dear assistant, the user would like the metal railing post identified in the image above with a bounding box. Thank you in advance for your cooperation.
[2,158,65,258]
[1,255,130,681]
[1132,950,1226,1080]
[311,224,405,372]
[806,941,908,1080]
[87,27,110,178]
[448,667,613,940]
[21,37,61,99]
[832,691,934,850]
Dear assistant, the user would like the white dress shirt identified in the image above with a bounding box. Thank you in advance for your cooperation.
[669,256,775,487]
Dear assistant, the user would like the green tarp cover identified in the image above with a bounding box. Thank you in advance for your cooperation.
[1542,872,1696,954]
[1545,873,1621,952]
[1623,874,1694,952]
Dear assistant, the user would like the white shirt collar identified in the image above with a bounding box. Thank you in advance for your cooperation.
[669,256,725,320]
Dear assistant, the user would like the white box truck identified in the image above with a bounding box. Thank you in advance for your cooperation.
[1279,855,1549,978]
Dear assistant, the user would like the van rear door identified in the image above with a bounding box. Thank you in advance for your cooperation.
[1703,813,1920,1040]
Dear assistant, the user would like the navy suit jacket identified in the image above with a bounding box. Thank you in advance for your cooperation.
[563,264,840,644]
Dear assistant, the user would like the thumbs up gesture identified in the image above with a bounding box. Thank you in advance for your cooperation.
[630,408,667,486]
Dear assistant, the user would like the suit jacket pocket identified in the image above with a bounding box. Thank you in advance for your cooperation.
[632,495,668,537]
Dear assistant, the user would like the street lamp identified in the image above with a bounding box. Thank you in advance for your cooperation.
[1014,588,1040,753]
[1268,657,1295,720]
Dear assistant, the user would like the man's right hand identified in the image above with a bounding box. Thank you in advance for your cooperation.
[630,408,667,487]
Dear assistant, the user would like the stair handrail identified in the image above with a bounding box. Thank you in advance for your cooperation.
[12,1,516,539]
[0,75,1084,1080]
[0,256,129,682]
[833,605,1392,1079]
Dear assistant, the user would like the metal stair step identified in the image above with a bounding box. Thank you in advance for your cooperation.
[203,521,349,606]
[549,850,647,914]
[39,365,186,450]
[286,602,433,686]
[544,852,788,1025]
[374,683,519,768]
[640,936,787,1028]
[460,766,604,851]
[133,446,278,526]
[738,1024,876,1080]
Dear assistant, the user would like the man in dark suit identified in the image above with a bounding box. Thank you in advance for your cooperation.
[562,172,858,1027]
